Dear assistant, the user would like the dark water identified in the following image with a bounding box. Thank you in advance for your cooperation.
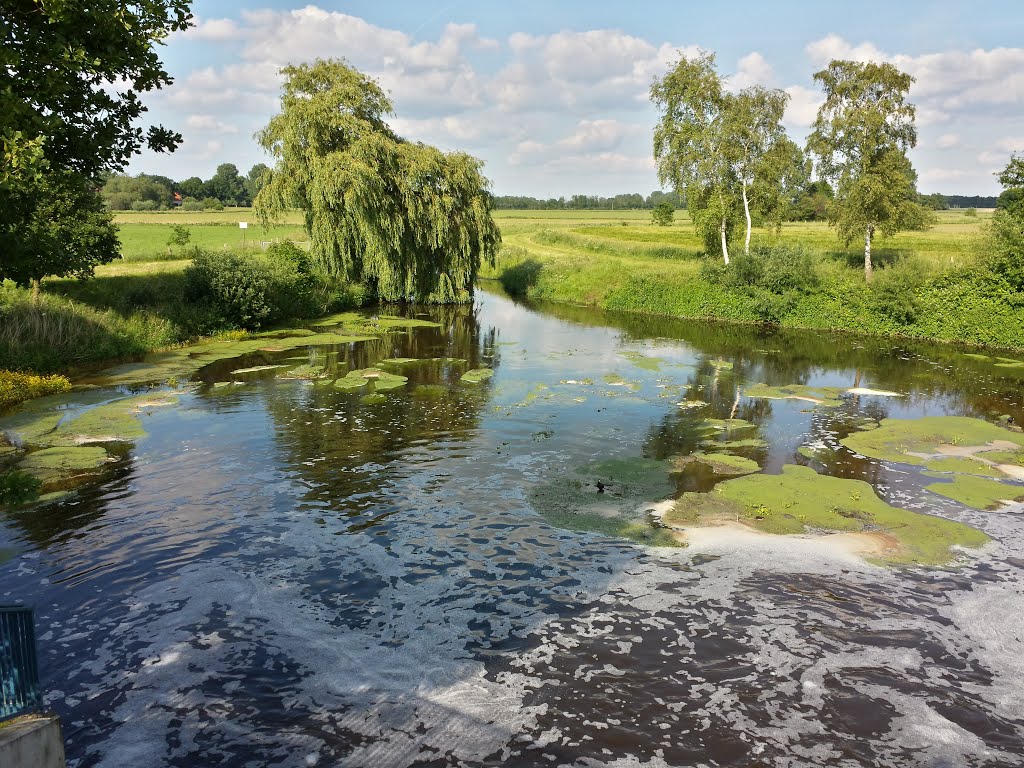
[2,286,1024,767]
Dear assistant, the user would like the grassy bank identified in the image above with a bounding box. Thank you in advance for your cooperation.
[0,210,365,378]
[483,209,1024,350]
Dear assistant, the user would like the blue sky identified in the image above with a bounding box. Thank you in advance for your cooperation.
[130,1,1024,196]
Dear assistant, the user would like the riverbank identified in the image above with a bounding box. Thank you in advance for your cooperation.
[481,209,1024,351]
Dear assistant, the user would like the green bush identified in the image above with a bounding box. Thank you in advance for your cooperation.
[0,470,41,506]
[964,208,978,217]
[200,197,224,211]
[0,369,71,409]
[181,198,204,211]
[869,260,925,325]
[130,199,158,211]
[183,249,318,330]
[986,209,1024,292]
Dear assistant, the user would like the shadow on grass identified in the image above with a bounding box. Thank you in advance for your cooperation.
[498,258,543,297]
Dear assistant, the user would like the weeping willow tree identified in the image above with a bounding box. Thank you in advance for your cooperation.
[255,59,500,303]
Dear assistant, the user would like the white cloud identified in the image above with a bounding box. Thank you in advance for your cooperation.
[782,85,822,129]
[185,115,240,134]
[730,52,776,90]
[934,133,961,149]
[183,17,241,42]
[803,35,1024,126]
[994,136,1024,153]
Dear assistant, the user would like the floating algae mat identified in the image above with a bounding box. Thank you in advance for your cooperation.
[334,368,409,392]
[673,452,760,476]
[663,464,989,566]
[841,416,1024,467]
[530,457,679,547]
[18,446,112,489]
[620,351,664,371]
[743,383,845,407]
[925,474,1024,510]
[461,368,494,384]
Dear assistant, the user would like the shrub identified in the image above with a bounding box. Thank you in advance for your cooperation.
[964,208,978,217]
[130,199,158,211]
[869,260,926,324]
[181,198,204,211]
[986,209,1024,292]
[0,369,72,409]
[201,197,224,210]
[651,202,675,226]
[183,249,318,329]
[0,470,41,506]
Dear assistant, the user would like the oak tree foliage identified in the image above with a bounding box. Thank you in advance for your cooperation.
[255,59,501,304]
[1,0,192,285]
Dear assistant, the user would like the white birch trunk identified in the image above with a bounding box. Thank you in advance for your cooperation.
[742,179,752,255]
[864,224,874,282]
[720,218,730,265]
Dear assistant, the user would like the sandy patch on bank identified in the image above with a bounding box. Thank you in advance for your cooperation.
[646,500,903,564]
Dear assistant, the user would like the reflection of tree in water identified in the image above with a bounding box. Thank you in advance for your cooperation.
[643,354,773,461]
[525,294,1024,423]
[251,304,499,523]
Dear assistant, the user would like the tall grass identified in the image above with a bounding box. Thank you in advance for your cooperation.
[0,284,179,372]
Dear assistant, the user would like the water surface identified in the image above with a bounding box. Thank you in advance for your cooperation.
[2,286,1023,767]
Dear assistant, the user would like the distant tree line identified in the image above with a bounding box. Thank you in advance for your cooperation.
[493,185,991,220]
[101,162,271,210]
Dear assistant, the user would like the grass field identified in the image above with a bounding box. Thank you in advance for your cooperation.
[1,205,1016,380]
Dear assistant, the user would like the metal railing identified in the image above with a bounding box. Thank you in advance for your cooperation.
[1,606,42,720]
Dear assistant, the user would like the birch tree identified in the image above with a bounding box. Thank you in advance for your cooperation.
[255,59,500,303]
[652,53,795,263]
[806,60,932,282]
[723,86,795,254]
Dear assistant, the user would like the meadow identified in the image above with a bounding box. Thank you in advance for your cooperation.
[481,208,1024,350]
[0,206,1018,382]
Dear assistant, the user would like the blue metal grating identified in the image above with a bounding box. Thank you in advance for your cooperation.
[1,606,42,720]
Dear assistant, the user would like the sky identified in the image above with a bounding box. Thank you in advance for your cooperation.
[127,0,1024,197]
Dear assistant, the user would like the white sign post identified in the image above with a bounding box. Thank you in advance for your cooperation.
[239,221,248,247]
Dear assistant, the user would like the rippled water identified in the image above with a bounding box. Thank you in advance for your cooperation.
[2,286,1023,767]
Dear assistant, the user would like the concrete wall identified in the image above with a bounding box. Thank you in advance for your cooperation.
[0,715,66,768]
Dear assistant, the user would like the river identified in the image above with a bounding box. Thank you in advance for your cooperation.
[1,286,1023,767]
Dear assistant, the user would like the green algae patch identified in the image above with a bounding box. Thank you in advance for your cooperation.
[0,412,64,447]
[925,456,1005,477]
[664,492,745,525]
[375,315,441,330]
[18,446,112,488]
[621,351,664,371]
[377,358,422,367]
[48,393,177,446]
[541,507,679,547]
[360,393,389,405]
[926,475,1024,510]
[530,456,680,547]
[279,364,327,380]
[743,383,844,407]
[841,416,1024,466]
[674,452,760,476]
[461,368,495,384]
[335,368,409,392]
[84,331,379,387]
[664,464,988,566]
